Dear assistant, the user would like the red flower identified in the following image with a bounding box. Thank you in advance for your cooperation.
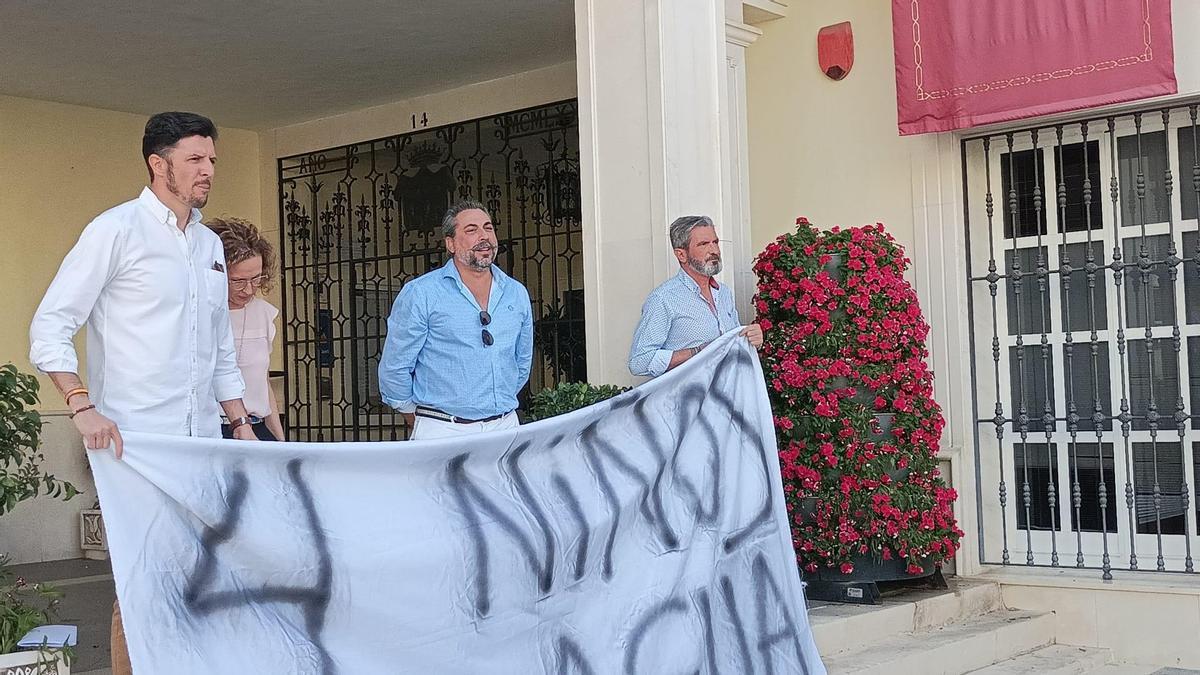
[840,562,855,574]
[758,219,960,574]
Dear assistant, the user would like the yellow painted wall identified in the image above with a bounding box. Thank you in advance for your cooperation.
[746,1,918,256]
[0,94,263,411]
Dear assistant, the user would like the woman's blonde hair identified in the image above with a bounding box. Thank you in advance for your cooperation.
[206,217,277,293]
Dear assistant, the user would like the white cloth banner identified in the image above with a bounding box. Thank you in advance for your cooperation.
[91,331,826,674]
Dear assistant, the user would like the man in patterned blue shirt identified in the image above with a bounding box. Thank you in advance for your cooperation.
[379,200,533,439]
[628,215,763,378]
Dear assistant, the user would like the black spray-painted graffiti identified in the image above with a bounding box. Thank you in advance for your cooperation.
[165,344,804,673]
[445,347,812,673]
[183,459,336,675]
[549,551,809,674]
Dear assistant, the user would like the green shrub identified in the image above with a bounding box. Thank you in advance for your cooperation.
[0,363,76,657]
[0,364,77,516]
[528,382,631,420]
[0,555,63,654]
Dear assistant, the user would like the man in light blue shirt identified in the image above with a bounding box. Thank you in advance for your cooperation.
[379,200,533,439]
[628,215,763,378]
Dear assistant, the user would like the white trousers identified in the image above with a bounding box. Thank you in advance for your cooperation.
[409,411,520,440]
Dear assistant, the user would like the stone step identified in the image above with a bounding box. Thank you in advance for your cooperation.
[1080,666,1185,675]
[822,609,1056,675]
[811,579,1004,657]
[965,645,1113,674]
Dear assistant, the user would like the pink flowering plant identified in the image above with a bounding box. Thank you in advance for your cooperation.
[753,219,962,577]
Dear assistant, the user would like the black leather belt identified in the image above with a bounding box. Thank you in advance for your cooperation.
[415,406,511,424]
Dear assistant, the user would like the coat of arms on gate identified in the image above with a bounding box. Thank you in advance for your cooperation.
[394,141,455,235]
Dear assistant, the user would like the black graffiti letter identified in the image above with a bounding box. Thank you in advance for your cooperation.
[446,445,554,618]
[713,349,776,552]
[624,597,695,675]
[183,460,335,674]
[751,553,810,675]
[555,636,598,675]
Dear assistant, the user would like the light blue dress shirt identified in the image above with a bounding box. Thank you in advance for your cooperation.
[379,259,533,419]
[628,269,742,377]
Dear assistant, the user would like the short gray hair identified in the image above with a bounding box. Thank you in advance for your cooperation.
[441,199,490,238]
[668,215,715,249]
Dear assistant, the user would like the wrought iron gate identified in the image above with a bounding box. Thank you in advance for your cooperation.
[964,100,1200,577]
[277,99,584,442]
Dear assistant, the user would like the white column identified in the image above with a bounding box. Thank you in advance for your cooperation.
[576,0,731,386]
[721,15,763,325]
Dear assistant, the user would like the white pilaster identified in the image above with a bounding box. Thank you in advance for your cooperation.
[721,17,762,324]
[576,0,731,385]
[909,131,983,576]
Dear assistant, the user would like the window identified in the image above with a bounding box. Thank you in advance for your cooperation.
[1054,141,1103,232]
[1127,338,1180,432]
[1122,236,1176,329]
[1002,149,1048,238]
[1132,442,1186,535]
[968,105,1200,572]
[1063,342,1111,432]
[1006,247,1050,335]
[1179,126,1199,222]
[1067,443,1118,533]
[1010,345,1055,433]
[1118,131,1169,227]
[1059,242,1107,332]
[1014,443,1060,530]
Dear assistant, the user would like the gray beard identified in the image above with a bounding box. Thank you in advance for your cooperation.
[462,246,495,271]
[687,256,721,277]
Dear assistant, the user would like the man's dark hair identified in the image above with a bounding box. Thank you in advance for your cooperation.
[142,112,218,181]
[441,199,491,238]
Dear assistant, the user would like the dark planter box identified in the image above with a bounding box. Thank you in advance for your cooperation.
[806,551,936,583]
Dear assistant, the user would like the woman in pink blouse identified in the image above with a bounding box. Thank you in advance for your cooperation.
[207,217,285,441]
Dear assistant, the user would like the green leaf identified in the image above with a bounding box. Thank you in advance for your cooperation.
[0,363,79,518]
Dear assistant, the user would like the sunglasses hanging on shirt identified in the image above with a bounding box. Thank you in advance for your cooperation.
[480,310,494,346]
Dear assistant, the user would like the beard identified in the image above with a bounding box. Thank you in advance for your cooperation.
[166,162,210,209]
[687,254,722,277]
[459,242,496,271]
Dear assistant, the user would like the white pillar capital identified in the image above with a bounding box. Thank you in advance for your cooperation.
[725,20,763,48]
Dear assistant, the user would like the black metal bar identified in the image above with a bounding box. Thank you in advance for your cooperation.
[1130,113,1168,572]
[277,164,292,442]
[1057,125,1084,568]
[1159,108,1193,574]
[1081,120,1114,579]
[979,135,1008,564]
[1108,115,1139,572]
[1004,132,1037,565]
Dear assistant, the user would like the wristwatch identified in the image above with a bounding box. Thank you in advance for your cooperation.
[227,416,251,430]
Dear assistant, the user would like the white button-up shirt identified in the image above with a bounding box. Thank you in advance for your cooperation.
[29,187,245,438]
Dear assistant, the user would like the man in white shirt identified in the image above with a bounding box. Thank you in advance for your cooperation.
[28,111,256,675]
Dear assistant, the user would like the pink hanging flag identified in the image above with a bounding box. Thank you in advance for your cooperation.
[892,0,1177,135]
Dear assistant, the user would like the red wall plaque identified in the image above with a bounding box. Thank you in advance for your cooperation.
[818,21,854,81]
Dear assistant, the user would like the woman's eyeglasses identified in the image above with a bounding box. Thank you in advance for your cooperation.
[229,275,269,292]
[480,310,494,346]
